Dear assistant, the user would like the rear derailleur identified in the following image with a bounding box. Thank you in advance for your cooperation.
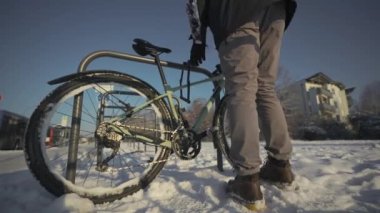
[95,122,123,172]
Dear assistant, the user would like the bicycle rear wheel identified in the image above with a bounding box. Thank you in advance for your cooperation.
[24,71,173,203]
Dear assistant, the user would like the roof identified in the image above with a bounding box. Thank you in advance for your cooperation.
[345,87,356,94]
[305,72,346,89]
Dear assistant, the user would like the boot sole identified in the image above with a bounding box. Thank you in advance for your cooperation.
[229,192,266,211]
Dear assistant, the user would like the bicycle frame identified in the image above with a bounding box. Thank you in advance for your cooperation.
[169,75,225,132]
[64,50,225,182]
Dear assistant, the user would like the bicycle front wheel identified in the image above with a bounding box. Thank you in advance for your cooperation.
[213,95,234,167]
[24,71,173,203]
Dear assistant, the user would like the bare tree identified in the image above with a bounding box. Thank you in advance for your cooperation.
[182,98,214,130]
[275,66,294,92]
[274,66,303,136]
[359,81,380,115]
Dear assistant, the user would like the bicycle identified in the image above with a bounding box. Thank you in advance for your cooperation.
[24,39,233,204]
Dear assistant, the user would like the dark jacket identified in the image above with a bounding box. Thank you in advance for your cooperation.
[285,0,297,30]
[207,0,297,48]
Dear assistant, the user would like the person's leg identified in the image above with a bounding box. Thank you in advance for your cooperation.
[256,1,293,161]
[218,23,261,176]
[219,23,266,208]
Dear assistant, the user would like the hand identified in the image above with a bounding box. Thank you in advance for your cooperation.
[189,43,206,66]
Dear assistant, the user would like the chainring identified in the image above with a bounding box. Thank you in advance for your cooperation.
[172,129,201,160]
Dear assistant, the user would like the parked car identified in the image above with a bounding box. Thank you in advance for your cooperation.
[0,110,28,150]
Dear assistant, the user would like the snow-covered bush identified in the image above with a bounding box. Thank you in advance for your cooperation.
[295,118,356,140]
[296,125,327,140]
[350,115,380,139]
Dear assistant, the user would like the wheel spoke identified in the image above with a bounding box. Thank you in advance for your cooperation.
[26,75,172,203]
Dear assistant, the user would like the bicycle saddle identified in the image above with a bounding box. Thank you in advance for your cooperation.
[132,38,171,56]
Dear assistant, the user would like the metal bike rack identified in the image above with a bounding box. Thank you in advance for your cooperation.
[65,50,224,183]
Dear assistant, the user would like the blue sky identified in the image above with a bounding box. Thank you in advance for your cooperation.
[1,0,379,117]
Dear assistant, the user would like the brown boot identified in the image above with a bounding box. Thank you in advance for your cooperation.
[259,156,295,184]
[226,173,266,211]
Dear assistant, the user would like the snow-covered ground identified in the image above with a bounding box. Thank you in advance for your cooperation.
[1,140,379,213]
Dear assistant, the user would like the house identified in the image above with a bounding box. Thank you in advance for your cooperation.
[280,72,354,123]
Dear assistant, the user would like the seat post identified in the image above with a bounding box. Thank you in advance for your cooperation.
[154,54,168,87]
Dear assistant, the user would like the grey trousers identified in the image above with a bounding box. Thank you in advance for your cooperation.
[218,1,292,176]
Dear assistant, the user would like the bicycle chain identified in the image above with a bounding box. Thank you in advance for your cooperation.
[107,155,178,172]
[103,124,182,171]
[123,124,172,134]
